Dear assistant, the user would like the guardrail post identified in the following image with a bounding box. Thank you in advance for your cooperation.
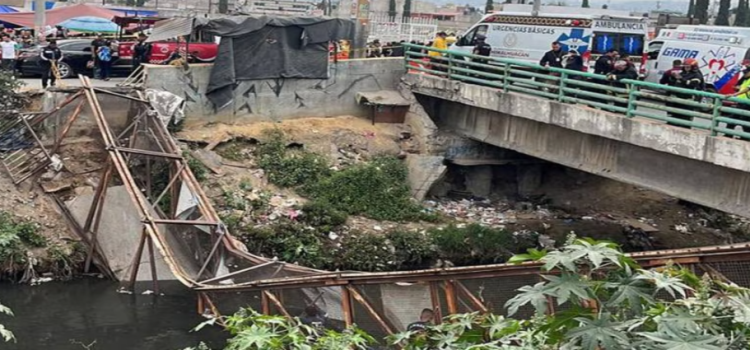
[447,53,453,80]
[711,97,722,136]
[557,72,566,102]
[626,84,638,118]
[503,64,510,92]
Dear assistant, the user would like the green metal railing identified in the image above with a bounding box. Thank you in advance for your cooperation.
[403,43,750,140]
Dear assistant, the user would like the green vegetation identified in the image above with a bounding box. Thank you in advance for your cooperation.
[0,70,26,110]
[184,151,208,182]
[190,239,750,349]
[0,211,83,281]
[304,157,424,221]
[432,224,537,266]
[240,222,332,268]
[388,238,750,349]
[231,217,536,272]
[213,129,541,272]
[256,129,330,189]
[185,308,374,350]
[0,302,13,343]
[254,129,429,222]
[0,212,47,277]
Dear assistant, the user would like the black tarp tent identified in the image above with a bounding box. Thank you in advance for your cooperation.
[197,16,355,110]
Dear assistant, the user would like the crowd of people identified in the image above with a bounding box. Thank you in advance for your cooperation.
[416,32,750,136]
[538,41,750,135]
[0,30,156,88]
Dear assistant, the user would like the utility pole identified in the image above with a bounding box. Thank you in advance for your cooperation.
[532,0,540,16]
[33,0,45,42]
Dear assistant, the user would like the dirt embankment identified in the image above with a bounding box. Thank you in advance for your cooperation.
[179,116,748,254]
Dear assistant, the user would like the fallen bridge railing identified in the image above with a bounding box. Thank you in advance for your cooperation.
[197,240,750,340]
[402,43,750,141]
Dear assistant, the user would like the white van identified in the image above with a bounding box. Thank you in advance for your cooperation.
[645,26,750,94]
[450,12,649,72]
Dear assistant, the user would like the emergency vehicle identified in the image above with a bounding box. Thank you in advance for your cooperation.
[644,26,750,94]
[449,12,649,73]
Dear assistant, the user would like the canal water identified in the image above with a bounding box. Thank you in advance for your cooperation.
[1,278,227,350]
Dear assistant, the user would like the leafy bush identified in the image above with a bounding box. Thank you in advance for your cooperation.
[430,224,537,266]
[336,233,397,272]
[187,308,375,350]
[237,222,331,268]
[304,157,423,221]
[386,230,434,270]
[254,129,423,222]
[386,239,750,349]
[0,301,13,343]
[0,213,45,264]
[299,201,348,232]
[256,129,330,188]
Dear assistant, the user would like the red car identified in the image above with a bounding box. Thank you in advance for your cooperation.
[118,41,218,64]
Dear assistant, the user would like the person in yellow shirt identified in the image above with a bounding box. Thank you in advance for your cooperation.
[429,32,448,72]
[729,66,750,136]
[429,31,448,57]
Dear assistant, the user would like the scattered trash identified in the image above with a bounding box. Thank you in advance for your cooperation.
[423,199,536,228]
[30,277,53,285]
[674,224,691,234]
[49,154,63,172]
[538,234,555,249]
[142,290,154,295]
[116,287,133,295]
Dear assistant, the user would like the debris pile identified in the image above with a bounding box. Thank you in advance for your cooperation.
[218,188,303,227]
[423,199,537,228]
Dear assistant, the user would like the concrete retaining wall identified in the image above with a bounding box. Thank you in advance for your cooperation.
[405,74,750,217]
[143,58,406,125]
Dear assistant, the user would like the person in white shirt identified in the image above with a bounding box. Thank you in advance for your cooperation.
[0,35,18,74]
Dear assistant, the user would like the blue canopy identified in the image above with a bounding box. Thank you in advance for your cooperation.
[59,16,120,33]
[109,8,159,17]
[30,1,54,11]
[0,6,17,14]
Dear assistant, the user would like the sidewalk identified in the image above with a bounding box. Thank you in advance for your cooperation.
[19,77,125,90]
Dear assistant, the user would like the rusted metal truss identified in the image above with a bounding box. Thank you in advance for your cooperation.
[0,92,85,184]
[27,76,320,294]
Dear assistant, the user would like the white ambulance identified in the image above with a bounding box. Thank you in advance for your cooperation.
[450,12,650,72]
[644,26,750,94]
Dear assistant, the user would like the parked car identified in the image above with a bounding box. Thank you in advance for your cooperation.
[17,39,133,78]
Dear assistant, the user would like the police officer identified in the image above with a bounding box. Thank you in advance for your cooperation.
[472,34,491,76]
[472,34,491,59]
[40,39,63,89]
[594,49,618,75]
[132,33,152,70]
